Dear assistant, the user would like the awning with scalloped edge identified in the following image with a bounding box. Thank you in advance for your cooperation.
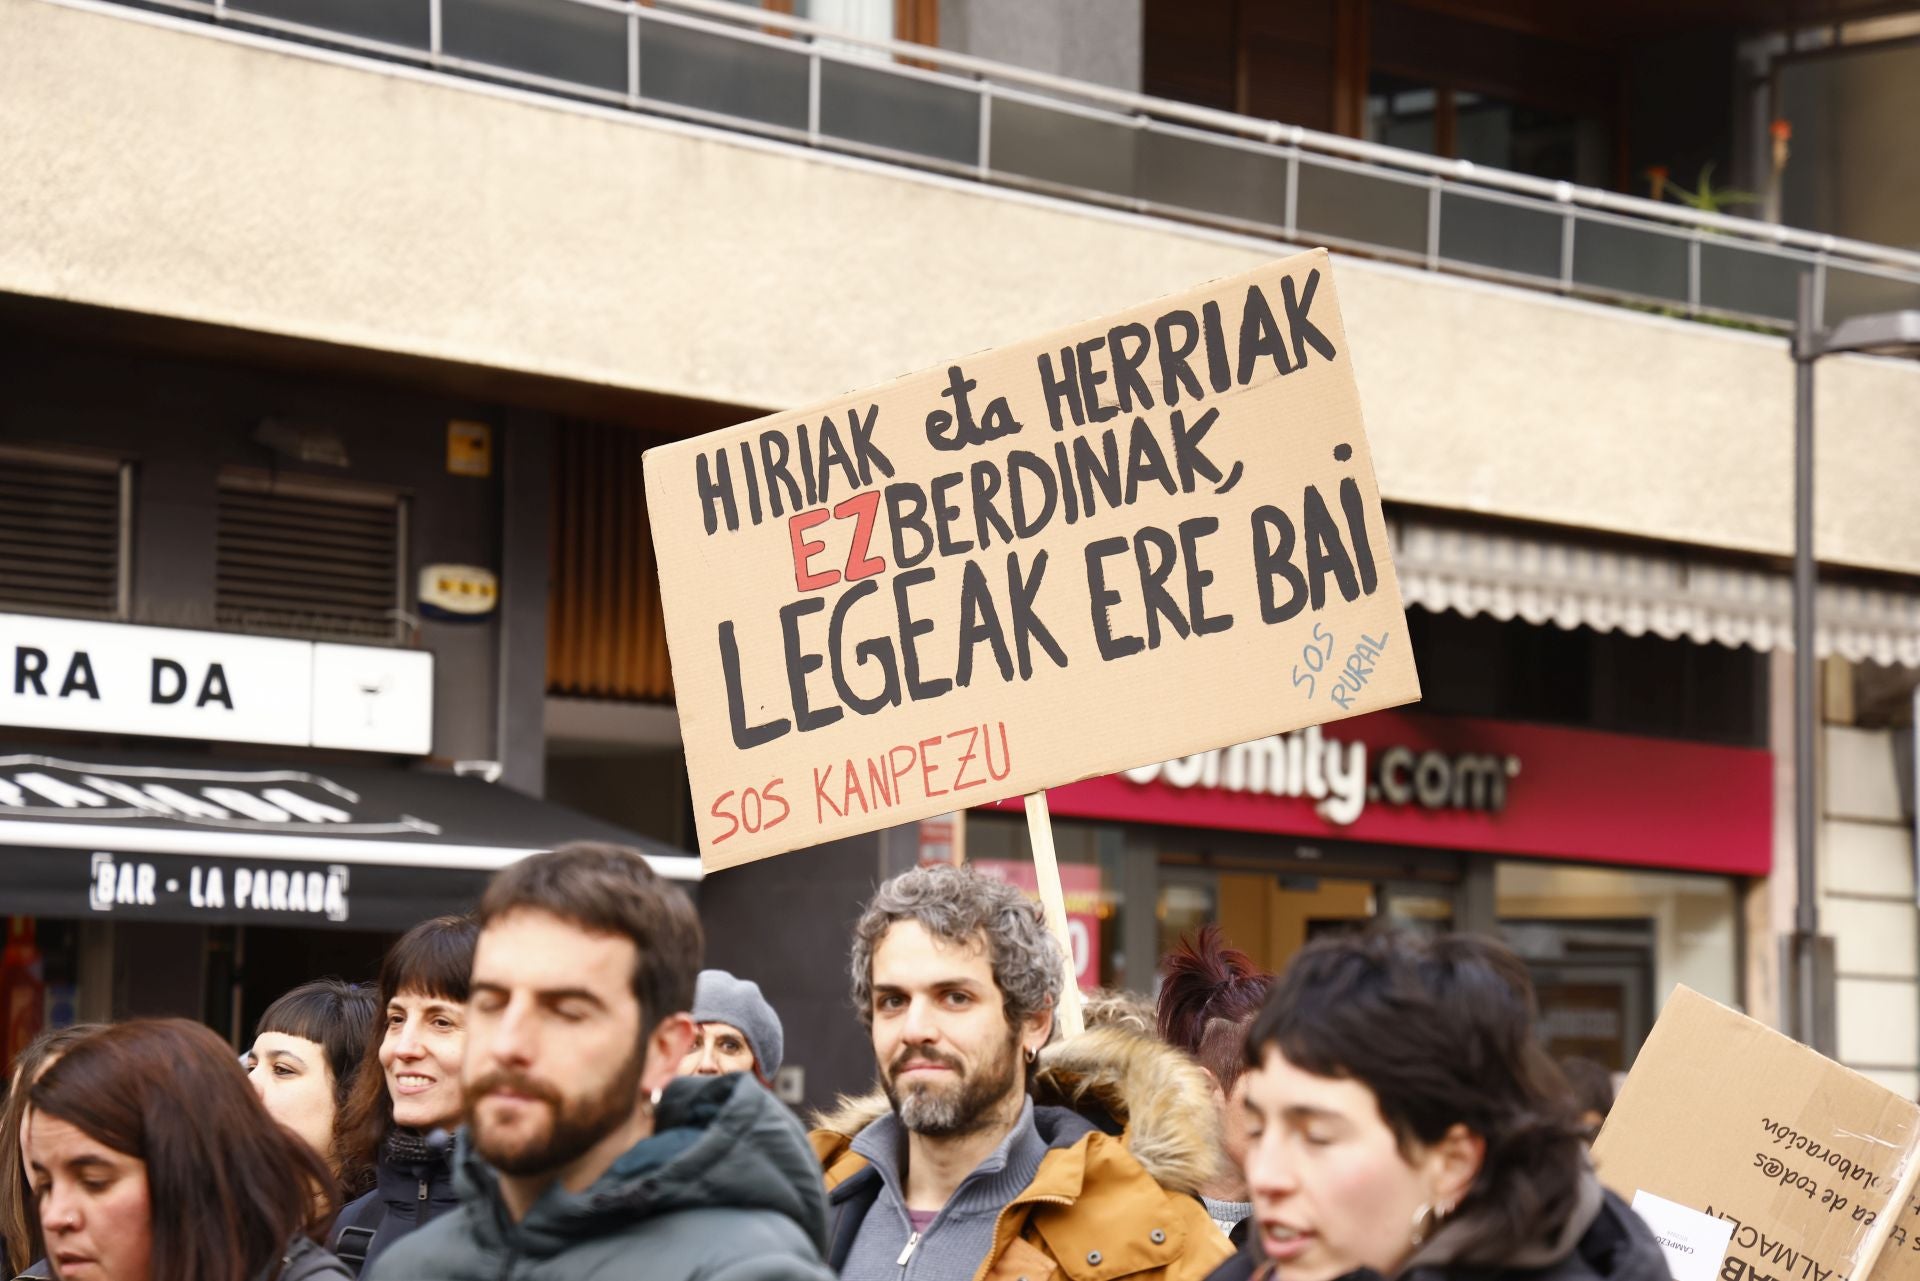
[1389,517,1920,668]
[0,748,700,929]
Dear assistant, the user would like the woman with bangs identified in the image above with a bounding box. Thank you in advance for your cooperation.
[328,916,477,1277]
[1209,930,1668,1281]
[246,979,380,1187]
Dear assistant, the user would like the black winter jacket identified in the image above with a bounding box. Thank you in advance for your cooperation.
[1206,1181,1671,1281]
[330,1131,460,1275]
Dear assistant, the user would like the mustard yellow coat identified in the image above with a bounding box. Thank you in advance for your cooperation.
[811,1027,1236,1281]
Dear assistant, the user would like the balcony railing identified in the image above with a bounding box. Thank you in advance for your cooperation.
[93,0,1920,330]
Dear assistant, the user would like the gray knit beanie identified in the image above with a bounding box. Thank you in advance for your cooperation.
[690,969,784,1077]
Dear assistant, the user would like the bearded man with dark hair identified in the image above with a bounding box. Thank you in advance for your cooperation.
[370,843,835,1281]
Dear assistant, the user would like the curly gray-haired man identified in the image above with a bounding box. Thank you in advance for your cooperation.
[811,863,1231,1281]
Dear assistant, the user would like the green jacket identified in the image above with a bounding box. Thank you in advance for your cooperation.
[369,1073,835,1281]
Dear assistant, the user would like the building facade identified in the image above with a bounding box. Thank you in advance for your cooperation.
[3,0,1919,1106]
[0,284,697,1065]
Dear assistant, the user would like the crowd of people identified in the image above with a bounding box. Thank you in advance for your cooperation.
[1,841,1660,1281]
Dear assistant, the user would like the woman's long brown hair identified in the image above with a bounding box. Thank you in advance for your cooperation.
[28,1018,339,1281]
[332,915,477,1190]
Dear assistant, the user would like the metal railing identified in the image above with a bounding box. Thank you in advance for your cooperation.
[95,0,1920,331]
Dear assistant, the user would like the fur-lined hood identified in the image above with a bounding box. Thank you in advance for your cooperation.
[810,1025,1227,1196]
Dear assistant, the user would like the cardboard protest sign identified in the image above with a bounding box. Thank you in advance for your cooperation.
[1593,988,1920,1281]
[644,249,1420,870]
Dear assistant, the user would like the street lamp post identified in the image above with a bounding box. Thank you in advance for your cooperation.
[1788,280,1920,1054]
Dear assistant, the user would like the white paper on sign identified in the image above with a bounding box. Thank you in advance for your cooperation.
[1631,1189,1736,1281]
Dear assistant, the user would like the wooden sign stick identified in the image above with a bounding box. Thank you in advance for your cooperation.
[1023,790,1086,1039]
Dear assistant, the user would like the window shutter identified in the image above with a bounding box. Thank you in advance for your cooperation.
[547,425,672,700]
[0,448,127,619]
[216,472,407,643]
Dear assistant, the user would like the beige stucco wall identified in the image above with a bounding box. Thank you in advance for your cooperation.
[6,0,1920,572]
[1823,723,1919,1097]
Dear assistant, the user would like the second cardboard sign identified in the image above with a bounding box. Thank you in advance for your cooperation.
[1596,988,1920,1281]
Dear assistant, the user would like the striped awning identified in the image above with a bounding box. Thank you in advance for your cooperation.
[1390,517,1920,668]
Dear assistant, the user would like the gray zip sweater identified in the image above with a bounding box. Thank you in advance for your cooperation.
[839,1098,1050,1281]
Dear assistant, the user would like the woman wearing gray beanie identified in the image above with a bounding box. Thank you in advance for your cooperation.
[678,969,784,1087]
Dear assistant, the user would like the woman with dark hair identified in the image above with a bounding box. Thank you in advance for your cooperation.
[328,916,475,1276]
[23,1018,349,1280]
[247,979,379,1179]
[3,1024,106,1280]
[1158,925,1273,1242]
[1210,930,1668,1281]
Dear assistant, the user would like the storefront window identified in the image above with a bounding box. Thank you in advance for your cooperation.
[1497,861,1740,1069]
[1156,878,1216,969]
[966,778,1744,1078]
[1160,867,1381,979]
[966,814,1129,992]
[1,916,82,1064]
[1378,885,1453,935]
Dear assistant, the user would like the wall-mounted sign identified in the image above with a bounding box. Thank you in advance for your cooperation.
[90,850,352,922]
[309,642,434,753]
[997,711,1772,878]
[0,845,492,929]
[0,614,433,755]
[1120,721,1520,827]
[446,421,492,478]
[419,565,499,620]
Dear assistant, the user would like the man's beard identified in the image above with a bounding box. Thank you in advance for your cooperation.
[882,1026,1023,1138]
[465,1048,646,1177]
